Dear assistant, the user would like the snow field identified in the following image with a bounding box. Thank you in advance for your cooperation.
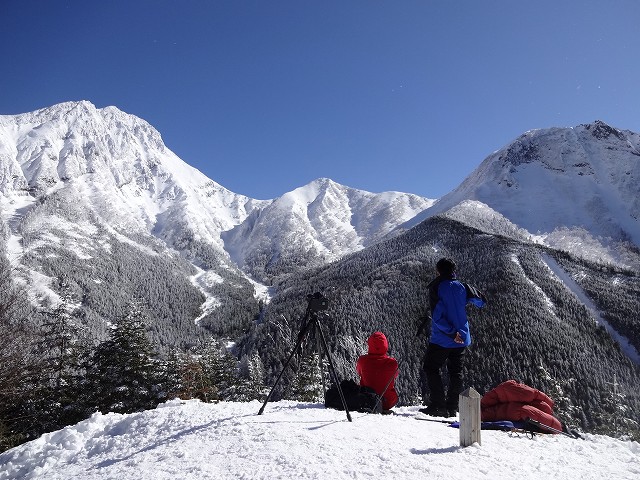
[1,399,639,480]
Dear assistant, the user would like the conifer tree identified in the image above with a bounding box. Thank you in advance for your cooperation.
[160,349,184,399]
[21,296,89,435]
[535,363,579,427]
[287,352,324,402]
[236,353,267,401]
[198,338,239,401]
[169,350,217,402]
[597,375,639,440]
[0,258,40,450]
[84,302,162,414]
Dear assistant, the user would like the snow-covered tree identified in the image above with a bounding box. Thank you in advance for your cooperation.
[164,349,216,402]
[236,352,267,401]
[84,302,163,414]
[0,259,40,450]
[20,294,89,435]
[597,375,639,440]
[287,352,324,402]
[198,339,239,401]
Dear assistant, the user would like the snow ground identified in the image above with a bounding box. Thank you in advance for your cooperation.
[1,400,638,480]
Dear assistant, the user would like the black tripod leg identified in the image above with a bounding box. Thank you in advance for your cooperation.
[258,319,310,415]
[314,318,352,422]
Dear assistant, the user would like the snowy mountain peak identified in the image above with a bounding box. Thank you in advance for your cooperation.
[580,119,626,141]
[0,101,265,248]
[404,121,640,268]
[223,176,434,280]
[0,100,169,195]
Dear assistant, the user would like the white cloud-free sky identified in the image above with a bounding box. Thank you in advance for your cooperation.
[1,0,639,199]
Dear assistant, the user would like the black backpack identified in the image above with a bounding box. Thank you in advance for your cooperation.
[324,379,382,413]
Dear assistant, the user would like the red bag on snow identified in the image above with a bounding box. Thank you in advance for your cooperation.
[480,380,562,431]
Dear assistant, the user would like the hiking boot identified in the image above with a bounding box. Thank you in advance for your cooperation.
[419,405,447,417]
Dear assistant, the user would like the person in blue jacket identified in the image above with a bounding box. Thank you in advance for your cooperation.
[420,258,484,417]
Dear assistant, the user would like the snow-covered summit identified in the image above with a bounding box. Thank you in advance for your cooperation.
[404,120,640,267]
[223,176,434,279]
[0,101,264,243]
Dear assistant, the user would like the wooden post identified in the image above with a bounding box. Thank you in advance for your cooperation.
[459,387,481,447]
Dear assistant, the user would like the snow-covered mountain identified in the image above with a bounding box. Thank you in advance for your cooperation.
[223,177,435,281]
[0,101,433,317]
[2,103,640,453]
[2,101,639,348]
[404,120,640,268]
[0,101,264,261]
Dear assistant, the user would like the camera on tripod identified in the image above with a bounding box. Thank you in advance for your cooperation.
[306,292,329,313]
[258,290,352,421]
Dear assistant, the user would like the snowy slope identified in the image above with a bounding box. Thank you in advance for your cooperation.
[0,400,638,480]
[404,121,640,267]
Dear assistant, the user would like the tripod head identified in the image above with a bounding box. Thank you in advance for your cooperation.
[306,292,329,314]
[297,292,329,344]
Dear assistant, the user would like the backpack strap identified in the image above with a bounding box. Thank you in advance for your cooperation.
[370,362,399,413]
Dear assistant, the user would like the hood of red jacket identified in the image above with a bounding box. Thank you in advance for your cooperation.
[367,331,389,355]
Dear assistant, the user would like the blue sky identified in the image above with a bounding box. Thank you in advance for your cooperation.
[1,1,639,200]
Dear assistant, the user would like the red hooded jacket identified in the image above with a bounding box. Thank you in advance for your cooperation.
[356,332,399,410]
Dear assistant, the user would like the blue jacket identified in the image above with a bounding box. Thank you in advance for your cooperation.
[430,278,472,348]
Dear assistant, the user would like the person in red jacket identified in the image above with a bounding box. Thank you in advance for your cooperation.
[356,331,399,411]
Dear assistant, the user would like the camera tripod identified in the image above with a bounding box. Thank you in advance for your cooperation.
[257,293,352,422]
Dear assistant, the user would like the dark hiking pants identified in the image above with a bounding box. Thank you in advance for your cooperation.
[422,343,466,411]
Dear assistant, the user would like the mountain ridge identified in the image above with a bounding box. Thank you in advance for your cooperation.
[401,120,640,269]
[0,101,434,342]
